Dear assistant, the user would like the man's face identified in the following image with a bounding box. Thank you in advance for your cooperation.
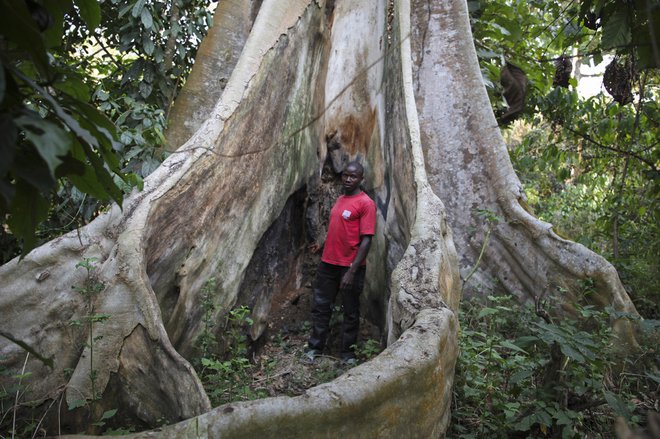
[342,165,363,194]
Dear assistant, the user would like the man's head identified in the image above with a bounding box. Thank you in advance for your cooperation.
[342,161,364,195]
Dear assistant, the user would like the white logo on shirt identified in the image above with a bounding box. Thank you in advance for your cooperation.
[342,210,352,219]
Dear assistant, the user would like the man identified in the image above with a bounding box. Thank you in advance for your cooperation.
[305,161,376,364]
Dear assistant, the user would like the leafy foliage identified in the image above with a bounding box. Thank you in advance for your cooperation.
[506,85,659,317]
[468,4,659,433]
[0,0,132,254]
[470,0,658,99]
[96,0,212,108]
[0,0,213,260]
[196,302,268,406]
[470,0,659,318]
[450,295,659,438]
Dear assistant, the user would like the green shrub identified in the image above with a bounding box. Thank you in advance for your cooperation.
[195,296,265,406]
[450,295,659,438]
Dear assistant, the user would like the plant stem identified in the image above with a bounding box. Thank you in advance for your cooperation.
[463,225,492,289]
[12,353,29,439]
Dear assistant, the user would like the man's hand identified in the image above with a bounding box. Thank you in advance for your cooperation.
[340,235,372,290]
[340,268,356,290]
[308,243,321,254]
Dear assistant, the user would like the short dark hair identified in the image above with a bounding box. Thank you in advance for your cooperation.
[344,160,364,176]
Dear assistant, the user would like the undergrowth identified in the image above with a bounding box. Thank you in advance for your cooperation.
[194,279,383,407]
[450,294,659,438]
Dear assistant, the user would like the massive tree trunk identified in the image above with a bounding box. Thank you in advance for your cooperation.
[165,0,262,151]
[409,0,638,336]
[0,0,636,437]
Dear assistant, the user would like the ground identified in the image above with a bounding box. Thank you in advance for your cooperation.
[200,284,383,407]
[256,285,382,396]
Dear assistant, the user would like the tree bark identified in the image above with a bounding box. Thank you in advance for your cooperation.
[162,0,180,73]
[164,0,262,151]
[410,0,638,332]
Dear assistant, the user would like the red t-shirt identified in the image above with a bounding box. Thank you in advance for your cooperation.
[321,191,376,267]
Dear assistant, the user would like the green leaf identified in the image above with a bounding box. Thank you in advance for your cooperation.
[124,172,144,191]
[514,414,536,431]
[12,147,54,194]
[515,335,540,348]
[537,409,552,426]
[0,0,49,75]
[143,39,155,56]
[42,0,73,48]
[601,8,631,50]
[54,74,91,101]
[559,343,585,363]
[132,0,146,18]
[65,140,109,200]
[592,51,603,66]
[81,142,124,205]
[499,340,528,354]
[7,179,50,253]
[61,97,122,172]
[118,2,132,18]
[74,0,101,30]
[603,390,632,420]
[139,81,153,99]
[14,114,70,177]
[100,409,117,421]
[555,409,573,426]
[141,8,153,29]
[95,88,110,102]
[15,71,103,151]
[509,369,534,384]
[477,307,498,318]
[68,398,87,410]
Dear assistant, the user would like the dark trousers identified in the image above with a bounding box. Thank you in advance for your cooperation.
[308,261,366,357]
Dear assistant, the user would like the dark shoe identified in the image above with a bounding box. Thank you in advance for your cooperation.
[340,355,357,366]
[302,348,318,364]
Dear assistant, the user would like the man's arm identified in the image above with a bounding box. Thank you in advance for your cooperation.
[340,235,372,290]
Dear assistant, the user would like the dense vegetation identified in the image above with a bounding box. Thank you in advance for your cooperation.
[0,0,657,436]
[450,294,658,438]
[0,0,212,259]
[469,0,658,317]
[450,1,658,437]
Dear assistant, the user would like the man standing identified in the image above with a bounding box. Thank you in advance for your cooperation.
[305,161,376,364]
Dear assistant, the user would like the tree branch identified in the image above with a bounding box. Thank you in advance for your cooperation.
[0,331,53,368]
[534,289,553,324]
[93,35,124,73]
[562,126,658,173]
[164,1,180,73]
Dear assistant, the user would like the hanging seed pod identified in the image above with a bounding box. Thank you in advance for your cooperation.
[553,56,572,88]
[498,62,529,125]
[603,57,633,105]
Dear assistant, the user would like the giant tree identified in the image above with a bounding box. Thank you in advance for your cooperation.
[0,0,638,436]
